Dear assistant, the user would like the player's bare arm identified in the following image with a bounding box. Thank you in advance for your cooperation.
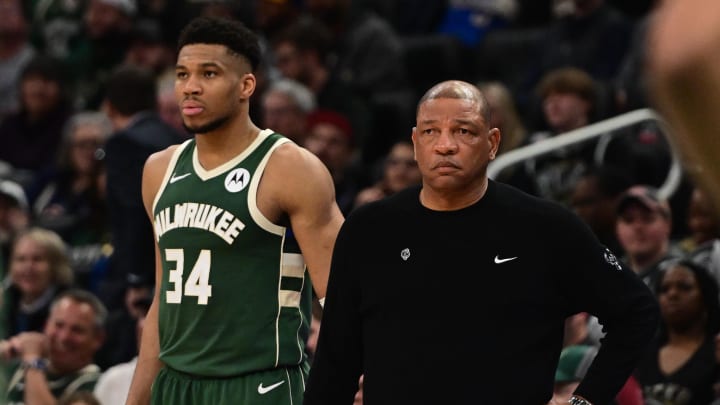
[647,0,720,210]
[259,143,344,299]
[125,146,178,405]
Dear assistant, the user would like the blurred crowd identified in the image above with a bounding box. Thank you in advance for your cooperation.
[1,0,720,404]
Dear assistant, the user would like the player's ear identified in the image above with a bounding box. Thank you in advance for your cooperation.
[239,73,256,100]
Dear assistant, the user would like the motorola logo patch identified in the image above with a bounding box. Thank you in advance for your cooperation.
[225,168,251,193]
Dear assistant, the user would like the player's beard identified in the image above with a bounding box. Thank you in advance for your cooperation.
[183,115,231,134]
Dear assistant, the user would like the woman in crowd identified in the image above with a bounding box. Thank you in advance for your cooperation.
[634,259,720,405]
[2,227,73,337]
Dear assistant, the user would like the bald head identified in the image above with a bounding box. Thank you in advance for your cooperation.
[417,80,491,125]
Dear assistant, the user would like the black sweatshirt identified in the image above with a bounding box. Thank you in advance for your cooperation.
[304,180,659,405]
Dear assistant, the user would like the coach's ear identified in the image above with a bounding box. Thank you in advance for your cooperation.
[488,127,500,160]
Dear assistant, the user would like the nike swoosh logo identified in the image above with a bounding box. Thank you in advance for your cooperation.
[257,380,285,394]
[170,173,191,184]
[494,255,518,264]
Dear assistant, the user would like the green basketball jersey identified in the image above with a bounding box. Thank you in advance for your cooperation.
[152,130,312,377]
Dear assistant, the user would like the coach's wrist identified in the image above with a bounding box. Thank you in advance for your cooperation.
[568,395,592,405]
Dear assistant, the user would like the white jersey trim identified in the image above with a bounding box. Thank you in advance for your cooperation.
[192,129,274,181]
[248,134,291,236]
[152,139,193,214]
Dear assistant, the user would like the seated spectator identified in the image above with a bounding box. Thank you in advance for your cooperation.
[679,185,720,284]
[94,273,152,371]
[269,17,372,146]
[634,259,720,405]
[476,80,528,157]
[0,55,73,185]
[303,109,361,216]
[26,111,112,287]
[93,288,151,405]
[509,67,599,203]
[0,0,36,121]
[0,179,30,272]
[569,164,633,257]
[2,227,73,338]
[616,185,682,293]
[261,78,316,145]
[0,289,106,403]
[554,344,644,405]
[563,312,602,348]
[354,140,422,209]
[156,67,188,137]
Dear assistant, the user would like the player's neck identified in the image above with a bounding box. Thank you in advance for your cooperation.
[194,118,261,170]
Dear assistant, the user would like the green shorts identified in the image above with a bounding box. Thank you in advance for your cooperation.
[151,364,309,405]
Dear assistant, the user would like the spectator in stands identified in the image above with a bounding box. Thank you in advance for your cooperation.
[99,64,183,312]
[93,289,151,405]
[0,179,30,273]
[27,0,85,64]
[69,0,136,109]
[122,19,174,76]
[2,227,73,338]
[0,0,36,121]
[634,259,720,405]
[26,111,112,287]
[0,55,73,185]
[255,0,302,41]
[354,139,422,209]
[305,0,414,165]
[156,68,188,137]
[1,289,107,403]
[569,165,634,257]
[476,80,527,156]
[517,0,632,117]
[261,78,316,145]
[616,185,681,293]
[509,67,599,203]
[563,311,602,348]
[436,0,518,47]
[94,273,152,371]
[614,2,658,112]
[677,185,720,291]
[303,109,361,216]
[270,17,372,146]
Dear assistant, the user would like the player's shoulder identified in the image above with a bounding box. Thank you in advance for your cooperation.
[145,140,189,170]
[267,138,327,177]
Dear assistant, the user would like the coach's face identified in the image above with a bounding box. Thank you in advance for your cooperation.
[411,97,500,194]
[175,44,256,134]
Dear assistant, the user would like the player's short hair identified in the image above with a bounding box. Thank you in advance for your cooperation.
[177,16,261,72]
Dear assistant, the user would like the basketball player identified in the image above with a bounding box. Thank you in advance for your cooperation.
[125,17,343,405]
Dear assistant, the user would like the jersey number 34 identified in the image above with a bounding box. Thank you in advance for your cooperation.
[164,249,213,305]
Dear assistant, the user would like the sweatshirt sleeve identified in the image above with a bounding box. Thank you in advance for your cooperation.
[555,209,659,405]
[303,215,364,405]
